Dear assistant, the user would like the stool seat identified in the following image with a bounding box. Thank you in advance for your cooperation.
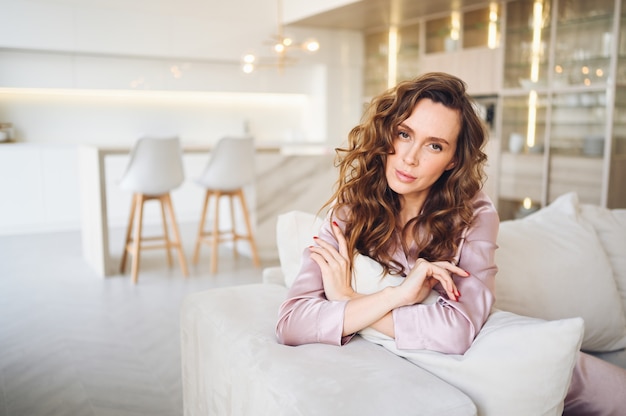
[193,137,260,273]
[119,137,188,283]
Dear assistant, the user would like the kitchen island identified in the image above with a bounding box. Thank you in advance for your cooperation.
[78,143,336,277]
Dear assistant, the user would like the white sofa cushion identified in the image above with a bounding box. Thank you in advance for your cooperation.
[579,204,626,319]
[276,210,323,288]
[180,284,477,416]
[352,254,584,416]
[495,192,626,352]
[361,310,584,416]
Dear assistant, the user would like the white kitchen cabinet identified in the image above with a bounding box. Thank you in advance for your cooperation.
[0,143,80,233]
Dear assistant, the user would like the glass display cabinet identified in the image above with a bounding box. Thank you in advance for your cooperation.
[498,94,548,219]
[607,0,626,209]
[364,30,389,99]
[502,0,553,89]
[363,22,422,102]
[610,61,626,208]
[426,15,458,53]
[463,6,498,49]
[396,23,421,84]
[497,0,626,220]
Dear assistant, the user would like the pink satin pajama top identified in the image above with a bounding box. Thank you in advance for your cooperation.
[276,190,499,354]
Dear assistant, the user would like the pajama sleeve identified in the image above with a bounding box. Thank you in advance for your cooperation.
[275,217,352,346]
[391,192,499,353]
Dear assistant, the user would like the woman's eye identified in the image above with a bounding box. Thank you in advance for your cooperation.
[430,143,443,151]
[398,131,410,140]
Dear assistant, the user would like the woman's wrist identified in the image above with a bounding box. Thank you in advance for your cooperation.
[342,288,359,302]
[327,286,358,302]
[382,286,406,309]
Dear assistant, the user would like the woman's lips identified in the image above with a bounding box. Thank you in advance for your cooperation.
[395,169,416,182]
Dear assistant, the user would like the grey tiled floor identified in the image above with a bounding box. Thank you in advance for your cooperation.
[0,225,276,416]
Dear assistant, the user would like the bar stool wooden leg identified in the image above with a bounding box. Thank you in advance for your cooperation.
[193,190,211,265]
[120,194,137,274]
[237,188,260,267]
[159,195,173,267]
[228,193,239,261]
[194,186,260,273]
[164,193,188,277]
[131,194,145,284]
[210,191,222,274]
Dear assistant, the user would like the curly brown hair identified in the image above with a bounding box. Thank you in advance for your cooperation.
[324,72,488,276]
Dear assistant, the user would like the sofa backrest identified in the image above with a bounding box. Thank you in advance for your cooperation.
[494,192,626,353]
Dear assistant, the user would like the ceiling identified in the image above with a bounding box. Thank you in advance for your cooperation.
[288,0,497,32]
[22,0,498,35]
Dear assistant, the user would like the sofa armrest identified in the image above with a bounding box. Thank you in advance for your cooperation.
[262,266,285,286]
[180,284,476,416]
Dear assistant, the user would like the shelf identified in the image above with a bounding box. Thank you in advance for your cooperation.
[556,13,614,29]
[504,25,551,36]
[554,56,611,67]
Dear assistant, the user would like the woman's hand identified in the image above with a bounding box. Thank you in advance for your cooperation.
[309,221,356,301]
[396,258,468,306]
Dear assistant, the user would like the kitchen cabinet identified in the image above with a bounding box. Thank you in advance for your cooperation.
[0,144,80,234]
[496,0,626,220]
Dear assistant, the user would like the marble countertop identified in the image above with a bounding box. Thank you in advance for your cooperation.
[3,140,336,156]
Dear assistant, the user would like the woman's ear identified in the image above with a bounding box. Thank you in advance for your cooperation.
[445,159,457,171]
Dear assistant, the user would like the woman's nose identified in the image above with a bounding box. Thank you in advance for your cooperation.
[403,145,419,165]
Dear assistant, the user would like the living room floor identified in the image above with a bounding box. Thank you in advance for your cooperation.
[0,224,277,416]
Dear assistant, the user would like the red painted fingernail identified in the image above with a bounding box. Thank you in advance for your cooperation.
[313,236,319,239]
[332,221,339,226]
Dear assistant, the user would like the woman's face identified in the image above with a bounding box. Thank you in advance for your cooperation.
[385,98,460,207]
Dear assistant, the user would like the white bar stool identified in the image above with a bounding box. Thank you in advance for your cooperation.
[193,136,260,273]
[119,137,189,283]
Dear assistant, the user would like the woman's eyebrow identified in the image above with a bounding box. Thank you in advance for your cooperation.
[398,122,414,133]
[398,122,451,144]
[429,136,450,145]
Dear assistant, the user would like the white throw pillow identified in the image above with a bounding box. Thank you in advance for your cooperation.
[351,253,584,416]
[276,211,323,288]
[495,192,626,352]
[579,204,626,319]
[361,310,584,416]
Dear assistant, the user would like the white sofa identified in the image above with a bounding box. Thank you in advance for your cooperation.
[180,193,626,415]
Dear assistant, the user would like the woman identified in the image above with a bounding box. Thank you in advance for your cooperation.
[277,72,495,352]
[276,72,625,414]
